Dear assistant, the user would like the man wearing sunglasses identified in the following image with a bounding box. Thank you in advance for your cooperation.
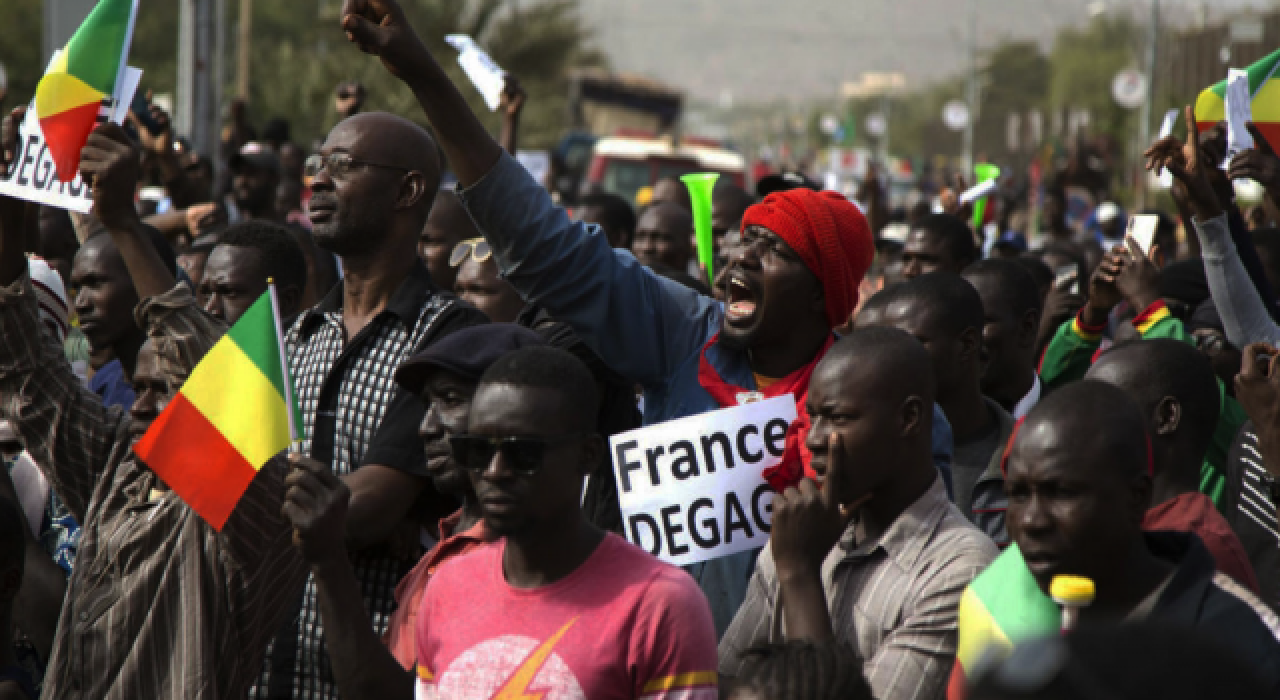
[283,324,547,699]
[339,0,961,635]
[255,109,486,699]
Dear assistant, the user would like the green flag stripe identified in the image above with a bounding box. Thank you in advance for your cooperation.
[65,0,133,95]
[1207,47,1280,100]
[968,544,1060,636]
[226,293,288,399]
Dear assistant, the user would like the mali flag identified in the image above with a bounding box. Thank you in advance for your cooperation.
[1196,47,1280,150]
[135,289,300,530]
[946,544,1059,700]
[34,0,138,183]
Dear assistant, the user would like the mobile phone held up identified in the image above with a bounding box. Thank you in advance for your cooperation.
[1126,214,1160,258]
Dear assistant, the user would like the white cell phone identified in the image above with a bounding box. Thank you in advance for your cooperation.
[1127,214,1160,257]
[1054,265,1079,296]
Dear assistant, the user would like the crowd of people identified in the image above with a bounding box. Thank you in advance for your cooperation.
[1,1,1280,698]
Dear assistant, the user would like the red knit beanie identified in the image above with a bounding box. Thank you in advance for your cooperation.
[740,189,874,328]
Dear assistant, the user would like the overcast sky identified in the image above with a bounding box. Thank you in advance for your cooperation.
[576,0,1271,103]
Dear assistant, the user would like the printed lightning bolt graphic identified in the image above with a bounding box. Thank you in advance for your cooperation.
[491,617,579,700]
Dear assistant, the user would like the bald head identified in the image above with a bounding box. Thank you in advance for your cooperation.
[651,177,692,210]
[333,112,441,184]
[1017,380,1150,482]
[632,201,694,270]
[821,326,935,407]
[1087,339,1221,464]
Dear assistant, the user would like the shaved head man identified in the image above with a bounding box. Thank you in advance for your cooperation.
[721,327,996,700]
[1087,340,1259,591]
[265,111,485,697]
[901,214,978,280]
[963,259,1043,417]
[632,201,695,272]
[1006,381,1280,685]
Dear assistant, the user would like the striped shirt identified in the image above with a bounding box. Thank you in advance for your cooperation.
[719,477,998,700]
[1225,425,1280,610]
[0,275,307,700]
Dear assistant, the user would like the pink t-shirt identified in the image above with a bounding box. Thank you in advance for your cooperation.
[415,533,719,700]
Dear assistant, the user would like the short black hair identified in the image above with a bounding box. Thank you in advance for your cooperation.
[1022,380,1150,480]
[729,641,874,700]
[1012,254,1054,298]
[827,325,935,406]
[912,213,978,265]
[891,271,985,338]
[84,223,177,277]
[217,220,309,294]
[579,192,636,239]
[963,258,1043,321]
[0,497,25,584]
[1091,339,1221,461]
[477,346,599,431]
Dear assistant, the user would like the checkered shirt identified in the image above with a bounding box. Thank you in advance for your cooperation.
[251,261,481,699]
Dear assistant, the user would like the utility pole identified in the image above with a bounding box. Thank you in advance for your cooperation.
[237,0,251,100]
[176,0,222,160]
[962,0,978,175]
[1138,0,1160,208]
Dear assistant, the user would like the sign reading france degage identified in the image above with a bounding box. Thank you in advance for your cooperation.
[611,396,796,567]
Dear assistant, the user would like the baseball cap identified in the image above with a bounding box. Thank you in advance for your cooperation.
[394,323,546,394]
[229,142,280,174]
[755,171,821,198]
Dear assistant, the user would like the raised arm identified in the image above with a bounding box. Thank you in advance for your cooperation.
[338,0,719,384]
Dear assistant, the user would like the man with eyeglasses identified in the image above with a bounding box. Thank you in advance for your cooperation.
[252,111,485,699]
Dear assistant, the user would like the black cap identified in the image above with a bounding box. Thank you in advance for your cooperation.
[229,141,281,174]
[755,171,820,198]
[394,323,546,394]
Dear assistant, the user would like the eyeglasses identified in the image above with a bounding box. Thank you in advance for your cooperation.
[449,433,585,476]
[303,153,411,181]
[449,237,492,267]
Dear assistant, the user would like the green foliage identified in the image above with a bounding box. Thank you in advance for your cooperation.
[1,0,599,152]
[1048,15,1141,144]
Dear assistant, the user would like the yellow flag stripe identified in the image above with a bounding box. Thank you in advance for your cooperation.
[180,336,290,469]
[35,72,105,120]
[955,586,1013,672]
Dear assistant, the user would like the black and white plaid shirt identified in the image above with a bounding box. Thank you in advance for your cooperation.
[251,260,483,699]
[1226,424,1280,611]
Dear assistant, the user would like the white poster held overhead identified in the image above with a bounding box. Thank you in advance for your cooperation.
[444,34,505,111]
[1224,68,1255,169]
[611,395,796,567]
[0,65,141,214]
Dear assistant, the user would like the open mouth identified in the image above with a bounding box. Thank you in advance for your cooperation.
[726,272,759,324]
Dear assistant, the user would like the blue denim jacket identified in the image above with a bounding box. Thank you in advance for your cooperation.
[459,153,955,635]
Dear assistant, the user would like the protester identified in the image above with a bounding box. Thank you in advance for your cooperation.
[724,641,874,700]
[719,328,997,699]
[631,200,695,273]
[282,325,549,697]
[178,232,219,307]
[329,0,952,639]
[577,191,636,249]
[1086,339,1259,591]
[1233,343,1280,609]
[254,109,485,699]
[417,346,718,698]
[713,183,755,251]
[451,237,525,323]
[0,497,34,700]
[35,207,78,292]
[0,113,307,700]
[198,220,308,324]
[651,176,694,210]
[961,260,1043,418]
[230,142,283,222]
[901,214,979,280]
[1004,380,1280,691]
[418,191,474,291]
[862,273,1014,544]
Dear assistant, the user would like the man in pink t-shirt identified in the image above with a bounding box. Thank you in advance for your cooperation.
[415,346,718,700]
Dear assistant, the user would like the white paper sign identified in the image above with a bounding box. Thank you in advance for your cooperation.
[0,66,141,213]
[516,150,550,186]
[444,34,505,112]
[611,396,796,567]
[959,178,999,205]
[1158,108,1179,188]
[1224,68,1255,169]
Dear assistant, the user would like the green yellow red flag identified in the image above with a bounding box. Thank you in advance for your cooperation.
[946,544,1059,699]
[1195,48,1280,150]
[134,287,300,530]
[34,0,138,183]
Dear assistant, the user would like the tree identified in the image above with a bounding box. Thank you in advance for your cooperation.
[1048,15,1141,147]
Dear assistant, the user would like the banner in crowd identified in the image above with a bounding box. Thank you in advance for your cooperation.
[1196,46,1280,151]
[610,396,795,567]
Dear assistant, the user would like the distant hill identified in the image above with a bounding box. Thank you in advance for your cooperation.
[576,0,1266,102]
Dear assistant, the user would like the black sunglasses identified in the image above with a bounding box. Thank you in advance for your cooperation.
[449,434,585,476]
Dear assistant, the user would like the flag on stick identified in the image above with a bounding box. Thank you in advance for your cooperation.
[34,0,139,183]
[135,284,300,530]
[1196,47,1280,149]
